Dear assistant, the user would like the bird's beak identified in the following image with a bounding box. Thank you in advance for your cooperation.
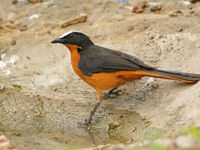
[51,38,65,44]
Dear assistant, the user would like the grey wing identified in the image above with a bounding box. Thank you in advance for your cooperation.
[79,46,154,76]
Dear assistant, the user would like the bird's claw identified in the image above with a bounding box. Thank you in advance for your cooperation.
[110,89,123,95]
[78,118,91,127]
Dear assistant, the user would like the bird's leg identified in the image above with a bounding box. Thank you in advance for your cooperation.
[79,90,104,126]
[79,98,104,126]
[78,89,123,126]
[84,98,103,126]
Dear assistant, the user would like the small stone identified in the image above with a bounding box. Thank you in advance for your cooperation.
[0,85,4,91]
[0,135,15,150]
[177,28,184,32]
[10,40,16,45]
[107,121,121,132]
[113,121,121,128]
[152,83,159,89]
[128,25,134,31]
[150,5,162,12]
[169,10,182,17]
[132,6,144,13]
[132,1,148,13]
[12,0,18,4]
[20,25,27,31]
[131,127,137,132]
[26,56,30,60]
[60,14,87,28]
[190,10,195,14]
[149,35,154,40]
[190,0,200,4]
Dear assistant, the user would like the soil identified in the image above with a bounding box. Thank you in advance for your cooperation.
[0,0,200,150]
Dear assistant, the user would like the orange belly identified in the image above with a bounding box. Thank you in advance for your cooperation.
[81,71,143,90]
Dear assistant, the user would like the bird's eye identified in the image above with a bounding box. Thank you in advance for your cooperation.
[69,34,74,38]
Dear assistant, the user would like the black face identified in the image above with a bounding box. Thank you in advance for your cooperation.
[51,31,94,47]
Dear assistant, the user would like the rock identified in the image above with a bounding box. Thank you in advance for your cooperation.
[106,121,121,132]
[11,0,18,4]
[177,28,184,32]
[175,135,200,148]
[0,135,15,150]
[190,10,195,14]
[132,1,148,13]
[19,25,27,31]
[28,0,43,3]
[29,14,39,20]
[169,10,182,17]
[128,25,134,31]
[10,40,16,45]
[60,14,87,28]
[132,7,144,13]
[150,5,162,12]
[190,0,200,4]
[0,85,4,91]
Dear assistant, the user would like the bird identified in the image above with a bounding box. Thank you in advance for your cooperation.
[51,31,200,126]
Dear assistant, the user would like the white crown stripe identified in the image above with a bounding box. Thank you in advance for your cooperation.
[59,31,88,38]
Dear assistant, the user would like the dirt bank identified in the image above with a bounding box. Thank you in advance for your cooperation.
[0,0,200,149]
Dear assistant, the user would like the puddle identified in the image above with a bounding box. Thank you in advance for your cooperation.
[0,87,150,150]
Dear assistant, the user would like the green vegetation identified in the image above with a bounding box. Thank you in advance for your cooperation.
[12,84,22,92]
[181,125,200,139]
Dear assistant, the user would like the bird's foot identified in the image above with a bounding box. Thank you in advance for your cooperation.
[110,89,123,95]
[103,88,124,99]
[78,100,102,127]
[78,118,91,127]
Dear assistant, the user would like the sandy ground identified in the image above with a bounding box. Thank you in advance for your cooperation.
[0,0,200,149]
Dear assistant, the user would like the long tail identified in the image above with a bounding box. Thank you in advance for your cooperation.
[141,68,200,84]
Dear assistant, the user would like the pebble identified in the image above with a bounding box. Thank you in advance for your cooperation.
[190,0,200,4]
[0,85,4,91]
[20,25,28,31]
[132,1,148,13]
[0,135,14,150]
[12,0,18,4]
[150,5,162,12]
[60,14,87,28]
[10,40,16,45]
[169,10,182,17]
[128,25,134,31]
[177,28,184,32]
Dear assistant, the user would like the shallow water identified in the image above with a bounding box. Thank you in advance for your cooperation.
[0,87,151,150]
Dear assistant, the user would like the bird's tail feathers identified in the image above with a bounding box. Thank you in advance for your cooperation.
[141,69,200,83]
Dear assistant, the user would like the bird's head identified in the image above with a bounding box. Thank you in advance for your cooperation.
[51,31,94,49]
